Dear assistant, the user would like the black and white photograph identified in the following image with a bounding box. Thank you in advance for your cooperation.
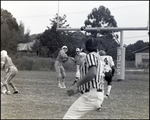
[1,1,149,119]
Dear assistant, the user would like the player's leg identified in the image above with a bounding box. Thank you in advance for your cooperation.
[54,61,62,87]
[3,71,12,95]
[1,82,7,94]
[60,66,66,88]
[7,66,19,94]
[72,65,80,85]
[75,65,80,80]
[63,89,104,119]
[105,71,113,98]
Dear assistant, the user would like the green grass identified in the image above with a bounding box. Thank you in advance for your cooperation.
[1,71,149,119]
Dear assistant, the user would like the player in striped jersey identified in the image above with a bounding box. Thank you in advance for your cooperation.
[99,50,115,98]
[1,50,19,95]
[63,38,105,119]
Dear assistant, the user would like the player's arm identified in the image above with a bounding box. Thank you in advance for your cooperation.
[110,56,115,76]
[111,65,115,76]
[1,57,5,69]
[60,51,69,62]
[67,65,96,96]
[77,53,97,86]
[76,65,97,87]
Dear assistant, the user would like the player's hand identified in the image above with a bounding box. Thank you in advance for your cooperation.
[67,84,79,96]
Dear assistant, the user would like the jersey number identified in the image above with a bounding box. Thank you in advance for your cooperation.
[104,58,108,65]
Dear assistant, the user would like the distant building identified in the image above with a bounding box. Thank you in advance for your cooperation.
[133,46,149,68]
[17,40,36,52]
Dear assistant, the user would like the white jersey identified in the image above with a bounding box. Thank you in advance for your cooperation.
[100,55,114,72]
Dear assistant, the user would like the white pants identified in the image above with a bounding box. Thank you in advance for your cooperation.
[63,89,104,119]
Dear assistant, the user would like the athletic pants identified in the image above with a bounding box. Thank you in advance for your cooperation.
[3,66,18,84]
[63,88,104,119]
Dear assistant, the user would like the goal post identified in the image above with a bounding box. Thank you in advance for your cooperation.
[56,2,149,81]
[56,27,148,32]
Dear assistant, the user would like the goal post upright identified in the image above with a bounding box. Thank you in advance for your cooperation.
[57,1,60,30]
[117,31,125,81]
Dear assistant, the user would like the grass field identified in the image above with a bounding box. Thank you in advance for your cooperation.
[1,70,149,119]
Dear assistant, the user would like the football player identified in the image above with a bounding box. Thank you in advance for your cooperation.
[71,48,86,85]
[1,50,19,95]
[54,46,69,88]
[99,50,115,98]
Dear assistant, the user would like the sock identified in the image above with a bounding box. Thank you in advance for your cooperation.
[106,85,112,96]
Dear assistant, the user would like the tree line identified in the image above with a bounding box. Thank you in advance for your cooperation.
[1,6,149,61]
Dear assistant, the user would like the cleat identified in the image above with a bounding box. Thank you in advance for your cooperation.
[61,83,66,88]
[13,90,19,94]
[104,94,109,98]
[59,86,64,88]
[58,83,62,88]
[1,89,7,94]
[97,107,102,111]
[6,91,11,95]
[97,105,102,111]
[1,91,6,94]
[61,85,66,89]
[62,86,66,88]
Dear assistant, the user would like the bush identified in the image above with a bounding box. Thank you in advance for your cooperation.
[137,62,149,69]
[15,56,56,71]
[14,55,76,71]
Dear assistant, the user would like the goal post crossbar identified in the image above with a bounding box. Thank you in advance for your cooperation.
[56,27,148,31]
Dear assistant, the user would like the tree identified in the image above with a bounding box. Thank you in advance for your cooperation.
[39,14,72,57]
[126,40,149,60]
[1,8,20,57]
[82,5,120,60]
[18,21,31,43]
[84,6,117,38]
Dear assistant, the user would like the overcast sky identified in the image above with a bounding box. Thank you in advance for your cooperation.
[1,1,149,45]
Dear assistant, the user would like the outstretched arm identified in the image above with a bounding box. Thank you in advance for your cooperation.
[76,66,97,87]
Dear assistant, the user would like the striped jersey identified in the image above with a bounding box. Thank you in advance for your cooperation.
[79,52,105,93]
[1,55,15,72]
[56,49,68,63]
[100,55,114,72]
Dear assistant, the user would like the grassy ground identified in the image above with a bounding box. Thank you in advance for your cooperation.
[1,70,149,119]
